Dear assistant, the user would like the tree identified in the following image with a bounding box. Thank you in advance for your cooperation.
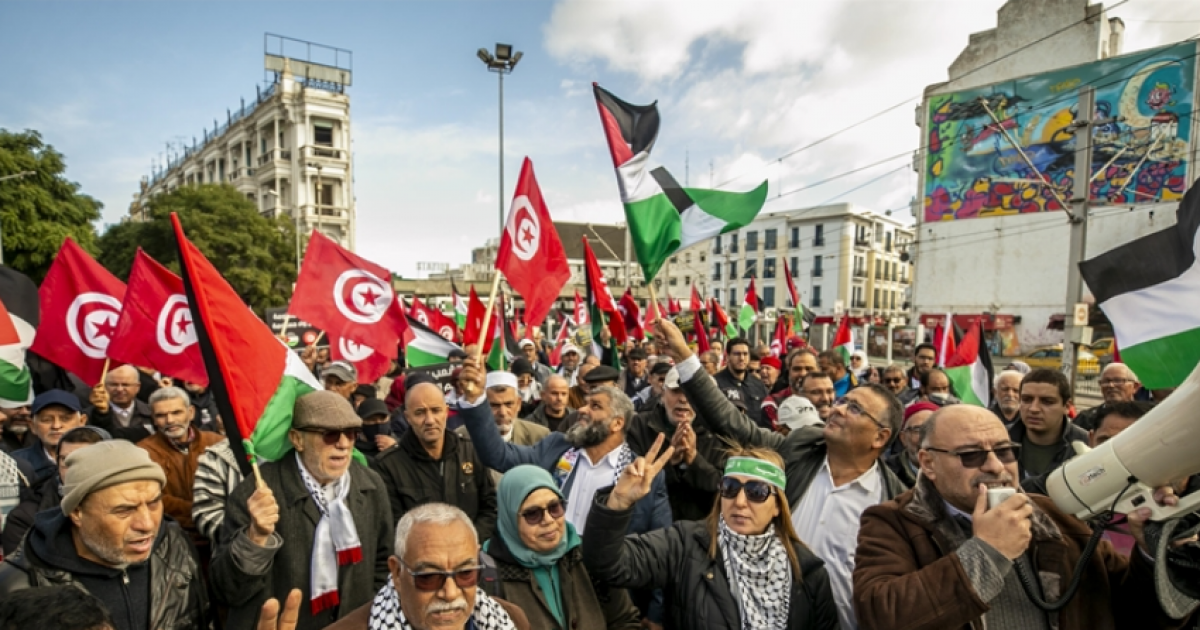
[0,129,103,282]
[97,184,299,314]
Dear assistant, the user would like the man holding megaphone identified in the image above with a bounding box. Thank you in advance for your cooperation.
[852,404,1197,629]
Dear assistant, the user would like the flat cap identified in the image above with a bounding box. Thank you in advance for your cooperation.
[294,390,362,431]
[583,365,620,385]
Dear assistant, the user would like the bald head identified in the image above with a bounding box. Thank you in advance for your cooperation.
[543,375,570,415]
[918,405,1018,513]
[404,382,445,411]
[404,382,448,450]
[1100,362,1139,404]
[104,365,141,407]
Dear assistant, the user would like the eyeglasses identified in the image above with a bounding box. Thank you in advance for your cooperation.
[833,397,884,429]
[397,559,483,592]
[1099,378,1133,387]
[720,477,776,503]
[298,428,359,445]
[519,499,567,525]
[884,377,905,384]
[924,444,1021,468]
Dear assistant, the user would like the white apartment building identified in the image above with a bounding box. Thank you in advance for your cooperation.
[135,39,355,250]
[711,203,915,325]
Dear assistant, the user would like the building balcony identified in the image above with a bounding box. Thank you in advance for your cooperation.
[257,149,293,166]
[853,269,867,278]
[304,145,347,162]
[854,237,871,248]
[811,268,823,277]
[813,237,825,247]
[853,300,867,309]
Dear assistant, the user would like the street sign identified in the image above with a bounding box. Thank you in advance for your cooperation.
[1073,302,1089,327]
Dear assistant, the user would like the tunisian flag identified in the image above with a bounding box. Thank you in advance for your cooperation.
[410,296,458,342]
[107,250,207,386]
[462,285,496,354]
[495,158,570,329]
[329,334,392,384]
[31,238,126,385]
[288,231,403,360]
[618,289,644,341]
[690,285,703,314]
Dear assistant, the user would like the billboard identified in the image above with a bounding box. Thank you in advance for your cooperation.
[923,41,1196,222]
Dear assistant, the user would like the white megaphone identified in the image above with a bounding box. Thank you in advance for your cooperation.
[1047,359,1200,521]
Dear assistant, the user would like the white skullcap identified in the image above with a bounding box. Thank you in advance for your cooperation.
[485,371,519,390]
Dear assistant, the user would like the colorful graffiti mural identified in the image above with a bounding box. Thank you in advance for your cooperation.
[924,42,1196,222]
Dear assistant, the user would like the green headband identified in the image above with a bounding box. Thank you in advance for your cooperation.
[724,456,786,491]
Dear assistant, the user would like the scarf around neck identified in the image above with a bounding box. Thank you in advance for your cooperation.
[296,453,363,614]
[367,575,517,630]
[718,518,792,630]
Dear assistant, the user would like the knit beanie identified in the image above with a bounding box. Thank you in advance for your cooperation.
[61,440,166,514]
[293,390,362,431]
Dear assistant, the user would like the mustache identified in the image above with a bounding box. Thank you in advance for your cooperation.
[970,472,1015,487]
[426,598,468,615]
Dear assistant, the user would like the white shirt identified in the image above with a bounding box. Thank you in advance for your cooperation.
[564,446,624,535]
[792,457,885,630]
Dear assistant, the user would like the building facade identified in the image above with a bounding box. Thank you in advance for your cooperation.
[135,53,355,250]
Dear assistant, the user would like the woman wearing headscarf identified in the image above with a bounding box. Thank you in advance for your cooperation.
[486,465,642,630]
[583,438,839,629]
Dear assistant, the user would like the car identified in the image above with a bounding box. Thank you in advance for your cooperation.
[1016,344,1100,377]
[1088,337,1114,359]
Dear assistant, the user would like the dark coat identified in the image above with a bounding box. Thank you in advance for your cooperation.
[0,509,210,630]
[684,365,910,508]
[87,399,156,443]
[582,491,839,630]
[209,455,393,630]
[322,594,532,630]
[883,448,920,489]
[1,471,58,556]
[9,441,54,487]
[488,534,642,630]
[853,475,1195,630]
[1008,416,1088,480]
[0,428,35,454]
[712,367,768,426]
[625,403,726,522]
[370,428,497,542]
[526,402,578,433]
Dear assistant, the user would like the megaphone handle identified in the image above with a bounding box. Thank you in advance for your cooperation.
[1114,483,1200,521]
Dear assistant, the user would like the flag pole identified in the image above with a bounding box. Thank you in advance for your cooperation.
[647,280,660,323]
[280,314,292,341]
[478,271,503,361]
[98,358,111,386]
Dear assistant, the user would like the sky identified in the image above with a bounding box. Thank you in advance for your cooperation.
[2,0,1198,278]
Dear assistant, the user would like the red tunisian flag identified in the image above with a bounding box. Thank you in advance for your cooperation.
[495,158,570,329]
[668,296,681,315]
[618,289,644,341]
[462,285,496,354]
[329,334,392,384]
[31,238,126,385]
[409,296,458,342]
[288,231,403,360]
[573,290,589,329]
[690,285,703,314]
[107,250,207,386]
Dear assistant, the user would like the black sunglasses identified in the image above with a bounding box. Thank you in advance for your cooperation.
[924,445,1021,468]
[884,377,905,384]
[298,428,359,445]
[398,559,483,592]
[720,477,776,503]
[519,500,567,525]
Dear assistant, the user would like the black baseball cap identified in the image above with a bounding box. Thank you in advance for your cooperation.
[32,390,82,415]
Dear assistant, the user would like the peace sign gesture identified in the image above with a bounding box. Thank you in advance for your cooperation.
[606,433,675,511]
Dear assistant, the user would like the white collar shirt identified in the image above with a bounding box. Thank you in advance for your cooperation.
[564,445,624,535]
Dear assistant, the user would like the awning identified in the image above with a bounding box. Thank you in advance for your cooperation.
[918,313,1015,331]
[811,316,888,326]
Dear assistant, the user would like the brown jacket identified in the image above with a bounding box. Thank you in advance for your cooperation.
[322,595,530,630]
[852,476,1193,630]
[137,430,226,534]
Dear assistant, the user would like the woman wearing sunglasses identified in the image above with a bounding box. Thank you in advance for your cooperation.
[484,465,642,630]
[583,438,838,629]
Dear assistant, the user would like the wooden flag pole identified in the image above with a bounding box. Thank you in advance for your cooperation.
[309,331,325,348]
[279,314,292,341]
[477,272,503,361]
[98,358,112,387]
[646,282,661,324]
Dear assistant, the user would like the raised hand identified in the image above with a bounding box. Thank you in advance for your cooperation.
[257,589,302,630]
[247,485,280,547]
[650,317,692,364]
[89,383,109,414]
[459,356,485,402]
[972,484,1033,560]
[669,422,697,466]
[607,433,675,510]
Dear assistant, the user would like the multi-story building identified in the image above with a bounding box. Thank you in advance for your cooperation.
[134,37,356,250]
[710,203,915,327]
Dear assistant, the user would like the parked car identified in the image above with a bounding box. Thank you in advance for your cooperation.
[1017,344,1100,377]
[1088,337,1115,365]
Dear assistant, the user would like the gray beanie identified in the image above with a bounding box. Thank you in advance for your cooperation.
[61,440,166,514]
[293,390,362,431]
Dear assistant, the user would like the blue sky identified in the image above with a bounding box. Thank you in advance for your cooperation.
[2,0,1195,276]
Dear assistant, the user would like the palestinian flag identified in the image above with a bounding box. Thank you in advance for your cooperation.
[738,278,761,333]
[451,279,468,330]
[711,299,735,338]
[0,267,37,407]
[833,317,854,364]
[582,237,626,344]
[594,84,768,282]
[1081,179,1200,388]
[485,295,521,371]
[945,320,993,407]
[781,258,815,332]
[934,313,957,368]
[172,214,321,472]
[405,315,462,368]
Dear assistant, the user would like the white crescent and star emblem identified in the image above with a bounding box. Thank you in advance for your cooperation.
[438,325,455,341]
[333,269,393,325]
[156,295,197,355]
[338,337,374,362]
[66,293,123,359]
[415,310,431,326]
[506,195,540,262]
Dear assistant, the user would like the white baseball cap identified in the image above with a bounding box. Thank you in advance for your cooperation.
[778,396,822,430]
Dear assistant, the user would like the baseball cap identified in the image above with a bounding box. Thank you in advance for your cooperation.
[663,367,681,390]
[32,390,82,415]
[778,396,822,430]
[323,361,357,383]
[357,398,390,421]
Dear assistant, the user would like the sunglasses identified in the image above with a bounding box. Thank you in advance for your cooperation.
[298,428,359,445]
[519,499,567,525]
[398,559,483,592]
[924,445,1021,468]
[720,477,776,503]
[884,377,905,384]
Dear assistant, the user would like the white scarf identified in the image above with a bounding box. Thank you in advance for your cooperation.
[296,453,362,614]
[718,519,792,630]
[367,575,516,630]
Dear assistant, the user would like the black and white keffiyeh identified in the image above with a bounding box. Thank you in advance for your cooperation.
[296,453,362,614]
[718,519,792,630]
[367,575,517,630]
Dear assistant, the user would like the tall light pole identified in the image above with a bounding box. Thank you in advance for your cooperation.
[0,171,36,265]
[266,189,300,277]
[477,43,523,237]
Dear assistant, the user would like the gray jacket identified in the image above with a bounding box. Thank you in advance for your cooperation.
[209,454,393,630]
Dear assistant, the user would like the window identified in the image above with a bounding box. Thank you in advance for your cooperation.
[314,120,334,146]
[685,275,691,285]
[873,288,880,308]
[260,137,268,155]
[714,235,723,254]
[790,227,799,248]
[813,257,823,277]
[743,259,757,279]
[886,232,893,252]
[731,235,739,253]
[763,287,775,308]
[245,144,252,165]
[812,286,822,307]
[814,224,825,246]
[314,182,334,207]
[713,263,722,281]
[700,253,706,263]
[764,258,776,279]
[790,257,799,277]
[890,291,897,309]
[669,277,678,286]
[685,253,691,264]
[714,288,721,304]
[764,229,777,251]
[729,261,738,279]
[746,231,758,252]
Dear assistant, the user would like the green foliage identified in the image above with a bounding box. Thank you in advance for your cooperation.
[0,129,103,282]
[97,184,299,314]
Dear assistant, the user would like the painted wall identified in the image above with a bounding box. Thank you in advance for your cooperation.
[924,41,1196,223]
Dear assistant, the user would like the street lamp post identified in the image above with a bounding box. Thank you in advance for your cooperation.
[477,43,523,237]
[266,189,300,277]
[0,171,36,265]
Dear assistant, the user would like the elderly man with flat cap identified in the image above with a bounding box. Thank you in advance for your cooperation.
[0,440,211,629]
[210,390,394,630]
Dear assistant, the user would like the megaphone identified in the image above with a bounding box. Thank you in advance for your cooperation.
[1047,360,1200,521]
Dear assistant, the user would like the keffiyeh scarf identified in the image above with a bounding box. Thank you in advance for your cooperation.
[552,441,635,488]
[718,519,792,630]
[297,453,363,614]
[367,575,517,630]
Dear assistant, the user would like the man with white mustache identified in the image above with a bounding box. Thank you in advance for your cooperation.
[989,370,1023,430]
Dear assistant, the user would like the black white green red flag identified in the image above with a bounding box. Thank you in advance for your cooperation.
[0,267,37,407]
